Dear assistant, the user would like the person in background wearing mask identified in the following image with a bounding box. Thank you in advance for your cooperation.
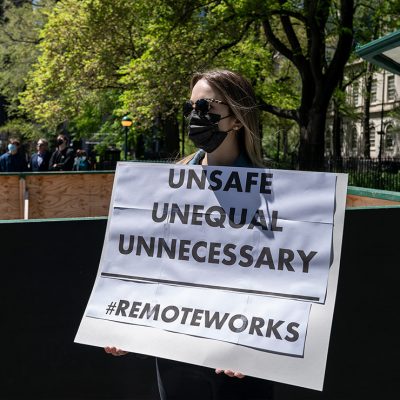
[0,138,28,172]
[30,138,51,172]
[49,134,75,171]
[73,149,91,171]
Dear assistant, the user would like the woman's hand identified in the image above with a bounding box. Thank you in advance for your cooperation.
[104,346,129,356]
[215,369,245,379]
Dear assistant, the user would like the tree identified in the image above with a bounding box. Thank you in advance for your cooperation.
[0,0,55,114]
[121,1,355,169]
[0,0,58,143]
[116,0,354,170]
[13,3,283,158]
[20,0,155,142]
[253,1,354,169]
[18,0,399,167]
[330,63,365,159]
[330,0,400,159]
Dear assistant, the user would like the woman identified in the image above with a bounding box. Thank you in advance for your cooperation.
[106,69,273,400]
[180,69,263,168]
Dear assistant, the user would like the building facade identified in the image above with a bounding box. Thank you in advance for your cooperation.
[326,68,400,158]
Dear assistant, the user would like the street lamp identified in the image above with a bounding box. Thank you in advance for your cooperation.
[121,116,133,161]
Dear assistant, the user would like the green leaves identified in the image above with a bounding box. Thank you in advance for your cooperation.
[0,0,55,114]
[0,0,396,166]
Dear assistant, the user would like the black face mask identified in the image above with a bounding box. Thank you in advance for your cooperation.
[57,139,64,146]
[187,111,231,153]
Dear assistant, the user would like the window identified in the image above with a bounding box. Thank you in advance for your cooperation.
[352,82,359,105]
[369,126,376,151]
[351,128,358,152]
[386,125,394,149]
[387,76,396,101]
[371,79,378,103]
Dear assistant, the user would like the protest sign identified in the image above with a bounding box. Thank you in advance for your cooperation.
[75,162,347,390]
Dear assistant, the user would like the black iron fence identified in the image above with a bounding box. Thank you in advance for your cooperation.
[96,156,400,192]
[267,156,400,192]
[325,157,400,192]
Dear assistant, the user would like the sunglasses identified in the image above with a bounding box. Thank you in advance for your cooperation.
[183,98,228,117]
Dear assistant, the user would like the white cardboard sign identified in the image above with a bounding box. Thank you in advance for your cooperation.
[75,162,347,391]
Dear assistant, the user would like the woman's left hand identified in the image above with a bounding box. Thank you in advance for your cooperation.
[215,369,245,379]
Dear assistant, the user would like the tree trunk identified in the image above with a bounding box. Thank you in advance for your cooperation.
[363,63,373,158]
[298,110,327,171]
[259,0,354,170]
[0,95,8,127]
[332,98,342,160]
[163,114,180,159]
[282,129,288,158]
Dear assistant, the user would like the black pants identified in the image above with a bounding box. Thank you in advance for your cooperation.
[157,358,274,400]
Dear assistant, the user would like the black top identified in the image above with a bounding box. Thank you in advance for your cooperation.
[49,147,75,171]
[157,358,274,400]
[156,150,274,400]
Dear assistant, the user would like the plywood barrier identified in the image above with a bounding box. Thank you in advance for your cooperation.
[0,172,114,220]
[0,173,399,221]
[25,172,115,219]
[346,186,400,208]
[0,174,23,219]
[346,194,400,208]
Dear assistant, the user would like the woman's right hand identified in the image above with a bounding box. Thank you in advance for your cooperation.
[104,346,129,356]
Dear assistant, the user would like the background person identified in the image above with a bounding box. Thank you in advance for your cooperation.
[0,137,28,172]
[105,69,274,400]
[49,134,75,171]
[30,138,51,171]
[73,149,91,171]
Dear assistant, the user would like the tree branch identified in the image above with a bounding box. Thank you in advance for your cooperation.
[0,26,39,45]
[307,0,331,82]
[325,0,354,96]
[267,9,307,24]
[279,14,303,57]
[258,99,298,121]
[169,0,220,31]
[342,65,367,89]
[278,0,303,56]
[210,19,253,60]
[262,18,294,63]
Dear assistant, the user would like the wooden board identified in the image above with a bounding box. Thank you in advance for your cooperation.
[1,172,399,220]
[0,175,23,219]
[25,173,114,219]
[346,194,400,208]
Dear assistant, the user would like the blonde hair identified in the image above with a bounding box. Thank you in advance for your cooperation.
[182,69,263,167]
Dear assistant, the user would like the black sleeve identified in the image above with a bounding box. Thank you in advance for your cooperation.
[21,156,28,172]
[49,151,58,170]
[60,148,75,171]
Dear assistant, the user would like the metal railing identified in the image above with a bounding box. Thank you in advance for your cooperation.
[100,157,400,192]
[325,157,400,192]
[267,156,400,192]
